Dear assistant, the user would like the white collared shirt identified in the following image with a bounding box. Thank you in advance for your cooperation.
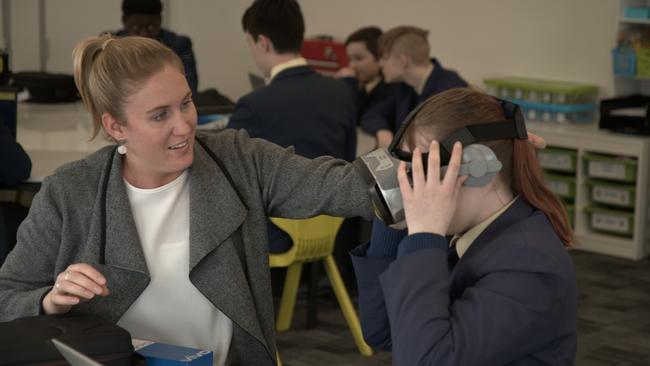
[363,76,382,93]
[452,197,518,258]
[269,57,308,82]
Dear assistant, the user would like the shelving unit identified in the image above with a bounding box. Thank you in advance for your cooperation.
[529,122,650,260]
[619,17,650,25]
[615,0,650,94]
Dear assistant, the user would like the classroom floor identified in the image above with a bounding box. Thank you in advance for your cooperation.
[275,250,650,366]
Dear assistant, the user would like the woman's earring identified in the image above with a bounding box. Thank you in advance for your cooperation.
[117,140,127,155]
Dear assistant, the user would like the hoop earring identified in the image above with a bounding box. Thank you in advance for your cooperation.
[117,140,127,155]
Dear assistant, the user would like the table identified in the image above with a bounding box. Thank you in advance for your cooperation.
[16,102,110,182]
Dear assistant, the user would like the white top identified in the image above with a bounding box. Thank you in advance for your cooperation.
[117,171,233,366]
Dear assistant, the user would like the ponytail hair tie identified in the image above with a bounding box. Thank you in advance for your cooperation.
[101,37,115,50]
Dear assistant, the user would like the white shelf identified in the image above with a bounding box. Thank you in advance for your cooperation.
[619,17,650,25]
[530,122,650,260]
[616,74,650,81]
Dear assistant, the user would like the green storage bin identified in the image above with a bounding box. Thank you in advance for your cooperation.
[637,48,650,78]
[583,153,637,182]
[584,205,634,237]
[544,173,576,199]
[537,147,577,173]
[586,180,636,208]
[484,77,598,105]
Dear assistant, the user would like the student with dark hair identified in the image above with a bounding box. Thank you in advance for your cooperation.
[361,26,467,148]
[113,0,198,92]
[352,88,577,365]
[0,123,31,265]
[336,26,397,124]
[229,0,357,254]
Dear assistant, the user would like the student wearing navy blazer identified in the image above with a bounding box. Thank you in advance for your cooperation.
[351,88,577,366]
[229,0,357,253]
[359,26,467,148]
[228,65,356,162]
[335,26,398,125]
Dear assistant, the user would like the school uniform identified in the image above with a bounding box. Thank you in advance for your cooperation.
[351,198,577,365]
[228,58,357,253]
[342,77,398,124]
[360,58,467,135]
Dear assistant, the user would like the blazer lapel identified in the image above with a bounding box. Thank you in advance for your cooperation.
[103,151,149,275]
[75,149,150,322]
[188,142,248,270]
[189,141,270,352]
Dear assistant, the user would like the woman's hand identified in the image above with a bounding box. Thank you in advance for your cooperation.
[527,132,546,149]
[397,141,466,236]
[42,263,110,315]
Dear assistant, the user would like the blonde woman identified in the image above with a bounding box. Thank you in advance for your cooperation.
[0,35,374,365]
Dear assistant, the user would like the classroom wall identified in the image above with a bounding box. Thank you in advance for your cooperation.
[5,0,619,100]
[170,0,620,100]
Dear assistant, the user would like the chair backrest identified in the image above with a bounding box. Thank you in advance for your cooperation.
[270,215,344,262]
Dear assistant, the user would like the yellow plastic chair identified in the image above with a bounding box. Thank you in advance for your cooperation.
[269,215,373,357]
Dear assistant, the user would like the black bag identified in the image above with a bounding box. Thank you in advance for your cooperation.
[11,71,79,103]
[193,88,235,115]
[0,313,134,365]
[599,94,650,135]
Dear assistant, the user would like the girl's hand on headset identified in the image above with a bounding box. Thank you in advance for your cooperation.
[397,141,466,236]
[42,263,110,315]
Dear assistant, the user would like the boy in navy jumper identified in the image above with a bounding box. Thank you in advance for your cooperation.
[360,26,467,148]
[352,88,577,366]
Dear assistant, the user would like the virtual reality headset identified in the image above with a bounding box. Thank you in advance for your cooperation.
[353,97,528,226]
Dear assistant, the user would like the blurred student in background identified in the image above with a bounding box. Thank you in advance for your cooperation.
[336,26,397,124]
[229,0,357,254]
[361,26,467,148]
[113,0,198,92]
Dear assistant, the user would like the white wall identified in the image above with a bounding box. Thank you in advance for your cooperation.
[9,0,40,71]
[43,0,121,73]
[168,0,619,100]
[7,0,619,100]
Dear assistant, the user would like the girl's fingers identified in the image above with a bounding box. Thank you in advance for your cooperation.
[410,147,426,189]
[427,140,441,185]
[397,161,412,197]
[442,142,463,188]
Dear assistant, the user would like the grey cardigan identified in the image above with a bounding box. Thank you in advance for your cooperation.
[0,129,373,365]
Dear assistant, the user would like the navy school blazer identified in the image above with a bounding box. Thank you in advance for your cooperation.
[360,58,467,135]
[228,66,357,162]
[350,198,577,366]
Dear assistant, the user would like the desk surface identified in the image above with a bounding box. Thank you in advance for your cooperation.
[17,102,110,182]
